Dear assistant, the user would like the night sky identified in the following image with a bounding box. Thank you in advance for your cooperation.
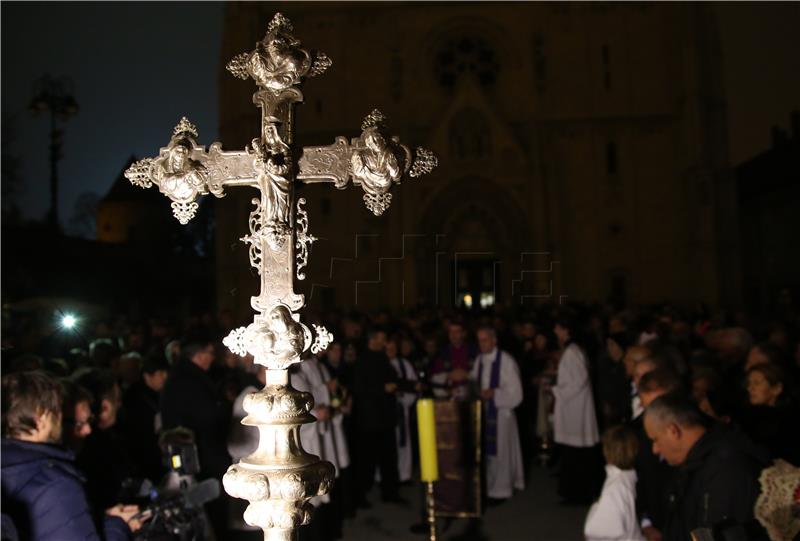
[2,2,798,234]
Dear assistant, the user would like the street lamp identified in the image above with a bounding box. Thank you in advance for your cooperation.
[29,74,79,230]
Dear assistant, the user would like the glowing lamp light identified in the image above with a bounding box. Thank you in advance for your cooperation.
[61,314,77,329]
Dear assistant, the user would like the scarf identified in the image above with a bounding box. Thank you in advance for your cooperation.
[479,348,502,456]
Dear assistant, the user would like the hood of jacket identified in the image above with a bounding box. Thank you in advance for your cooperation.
[1,438,82,499]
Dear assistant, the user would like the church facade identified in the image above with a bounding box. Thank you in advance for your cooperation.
[216,2,739,316]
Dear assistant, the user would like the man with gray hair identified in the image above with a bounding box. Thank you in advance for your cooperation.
[470,326,524,501]
[643,394,765,541]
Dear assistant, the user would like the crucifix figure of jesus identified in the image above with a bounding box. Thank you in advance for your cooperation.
[125,12,437,541]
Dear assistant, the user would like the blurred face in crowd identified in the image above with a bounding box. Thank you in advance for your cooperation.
[400,338,415,359]
[368,331,387,352]
[747,370,783,407]
[144,369,169,393]
[192,344,215,371]
[633,359,657,387]
[644,414,690,466]
[344,343,358,364]
[326,343,342,366]
[521,322,536,340]
[424,338,438,358]
[448,324,465,348]
[385,340,398,360]
[606,338,623,363]
[745,346,770,372]
[73,400,93,439]
[609,317,626,334]
[639,387,666,409]
[553,324,569,347]
[98,384,122,430]
[691,375,711,403]
[477,329,497,354]
[623,346,650,378]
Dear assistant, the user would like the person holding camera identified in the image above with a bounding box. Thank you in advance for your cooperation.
[1,371,142,540]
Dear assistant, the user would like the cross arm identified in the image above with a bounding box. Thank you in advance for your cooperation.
[296,109,437,215]
[124,117,260,224]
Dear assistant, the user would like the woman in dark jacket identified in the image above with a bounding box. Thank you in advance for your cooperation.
[741,362,800,466]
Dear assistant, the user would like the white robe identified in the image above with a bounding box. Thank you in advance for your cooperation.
[297,358,350,474]
[552,343,599,447]
[584,465,646,541]
[390,356,418,482]
[228,384,260,463]
[290,359,351,507]
[470,348,525,499]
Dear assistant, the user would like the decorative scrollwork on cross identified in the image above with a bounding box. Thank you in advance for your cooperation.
[223,326,248,356]
[310,324,333,355]
[241,198,265,271]
[171,201,199,225]
[295,198,317,280]
[125,158,154,188]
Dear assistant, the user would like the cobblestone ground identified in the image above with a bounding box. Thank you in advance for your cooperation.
[342,466,589,541]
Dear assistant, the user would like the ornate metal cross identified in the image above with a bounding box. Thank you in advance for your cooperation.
[125,13,436,541]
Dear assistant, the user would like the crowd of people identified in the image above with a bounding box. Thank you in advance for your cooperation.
[2,299,799,541]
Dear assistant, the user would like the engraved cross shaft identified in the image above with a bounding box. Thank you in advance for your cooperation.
[124,12,437,541]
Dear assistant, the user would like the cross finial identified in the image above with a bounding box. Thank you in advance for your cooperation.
[173,117,198,139]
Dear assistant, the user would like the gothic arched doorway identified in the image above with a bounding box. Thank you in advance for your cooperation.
[417,176,529,309]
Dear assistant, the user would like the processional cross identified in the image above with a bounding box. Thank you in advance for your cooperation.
[125,13,437,541]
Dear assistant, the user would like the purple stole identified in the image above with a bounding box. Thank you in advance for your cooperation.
[478,349,502,456]
[394,358,409,446]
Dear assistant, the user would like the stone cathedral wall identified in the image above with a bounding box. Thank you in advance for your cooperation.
[216,2,737,318]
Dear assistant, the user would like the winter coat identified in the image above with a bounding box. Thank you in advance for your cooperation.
[662,423,769,541]
[352,349,398,431]
[161,359,232,480]
[1,438,130,541]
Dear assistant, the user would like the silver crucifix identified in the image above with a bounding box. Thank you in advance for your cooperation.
[125,12,436,541]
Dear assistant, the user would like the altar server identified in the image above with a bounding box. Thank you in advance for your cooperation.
[470,327,525,500]
[291,355,350,541]
[386,338,419,482]
[551,311,602,504]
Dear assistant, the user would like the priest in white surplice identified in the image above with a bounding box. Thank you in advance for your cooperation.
[290,355,350,539]
[386,339,419,482]
[551,311,602,504]
[470,327,525,500]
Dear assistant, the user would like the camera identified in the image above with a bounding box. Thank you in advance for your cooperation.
[130,437,219,540]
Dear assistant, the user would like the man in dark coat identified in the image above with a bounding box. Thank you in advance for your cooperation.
[352,328,401,505]
[1,371,137,540]
[161,338,231,537]
[644,393,768,541]
[632,368,684,540]
[121,354,169,484]
[76,368,137,512]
